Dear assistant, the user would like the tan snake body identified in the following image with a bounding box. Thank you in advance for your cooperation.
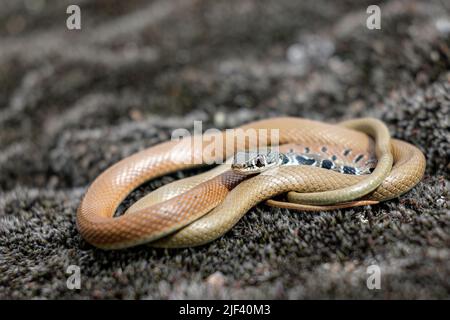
[77,117,426,249]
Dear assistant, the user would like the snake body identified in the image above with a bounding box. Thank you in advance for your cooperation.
[77,117,425,249]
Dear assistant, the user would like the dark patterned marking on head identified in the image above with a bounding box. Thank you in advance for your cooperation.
[343,149,351,156]
[343,166,356,175]
[321,146,327,153]
[331,155,337,161]
[354,154,364,163]
[304,147,310,153]
[296,155,316,166]
[321,159,333,170]
[281,154,290,164]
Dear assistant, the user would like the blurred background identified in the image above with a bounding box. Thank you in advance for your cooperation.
[0,0,448,299]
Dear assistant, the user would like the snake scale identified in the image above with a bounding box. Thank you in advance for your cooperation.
[77,117,426,249]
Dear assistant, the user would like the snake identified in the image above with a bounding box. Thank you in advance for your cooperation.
[76,117,426,249]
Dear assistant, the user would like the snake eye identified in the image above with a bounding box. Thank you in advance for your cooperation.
[255,156,264,167]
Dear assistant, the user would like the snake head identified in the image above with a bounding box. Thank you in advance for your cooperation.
[231,150,282,175]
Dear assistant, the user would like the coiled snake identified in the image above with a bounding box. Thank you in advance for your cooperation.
[77,117,425,249]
